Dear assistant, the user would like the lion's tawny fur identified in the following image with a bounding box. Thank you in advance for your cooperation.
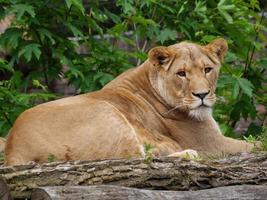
[4,39,253,166]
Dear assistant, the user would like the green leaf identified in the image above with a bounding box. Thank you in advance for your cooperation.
[117,1,134,15]
[246,123,263,136]
[0,28,21,49]
[177,1,187,16]
[108,22,127,36]
[69,67,84,80]
[218,0,227,7]
[217,0,235,24]
[201,35,217,43]
[18,43,41,62]
[88,18,103,35]
[132,15,156,26]
[93,72,114,86]
[156,29,177,44]
[224,51,238,63]
[37,28,55,45]
[0,58,13,73]
[156,3,176,14]
[218,9,233,23]
[195,0,207,13]
[32,80,48,91]
[64,22,84,38]
[10,71,23,89]
[237,77,254,97]
[65,0,85,15]
[104,9,121,24]
[9,4,35,19]
[232,80,239,99]
[91,8,108,22]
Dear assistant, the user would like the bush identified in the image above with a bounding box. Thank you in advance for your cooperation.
[0,0,266,139]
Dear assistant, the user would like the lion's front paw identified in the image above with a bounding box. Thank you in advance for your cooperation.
[168,149,199,159]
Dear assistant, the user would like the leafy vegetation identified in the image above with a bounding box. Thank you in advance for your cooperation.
[244,126,267,151]
[143,142,154,164]
[0,1,266,144]
[47,153,57,163]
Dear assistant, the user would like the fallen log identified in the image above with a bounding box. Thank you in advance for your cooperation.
[0,179,12,200]
[31,185,267,200]
[0,152,267,199]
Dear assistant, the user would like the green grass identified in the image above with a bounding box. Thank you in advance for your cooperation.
[243,127,267,151]
[143,143,154,164]
[47,153,57,162]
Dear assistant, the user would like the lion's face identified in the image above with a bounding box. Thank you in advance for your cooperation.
[148,38,228,120]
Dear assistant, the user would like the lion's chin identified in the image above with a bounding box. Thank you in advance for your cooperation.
[188,106,212,121]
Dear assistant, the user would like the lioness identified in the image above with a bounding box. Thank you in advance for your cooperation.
[0,137,5,153]
[5,38,253,166]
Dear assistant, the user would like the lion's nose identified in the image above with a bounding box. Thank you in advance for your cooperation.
[192,91,210,100]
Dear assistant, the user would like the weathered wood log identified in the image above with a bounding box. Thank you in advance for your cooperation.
[0,179,12,200]
[0,152,267,199]
[31,185,267,200]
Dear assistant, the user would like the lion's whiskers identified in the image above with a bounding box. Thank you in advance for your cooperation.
[206,97,216,100]
[165,104,184,115]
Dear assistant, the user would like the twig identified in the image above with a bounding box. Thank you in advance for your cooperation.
[3,112,12,126]
[133,23,140,51]
[140,5,157,54]
[244,10,265,75]
[34,31,50,88]
[134,23,142,66]
[136,4,158,65]
[65,5,73,21]
[141,40,148,52]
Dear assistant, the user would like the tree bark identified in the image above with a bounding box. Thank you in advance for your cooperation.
[31,185,267,200]
[0,152,267,199]
[0,179,12,200]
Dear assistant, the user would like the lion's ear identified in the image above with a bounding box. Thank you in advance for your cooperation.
[205,38,228,62]
[148,46,175,71]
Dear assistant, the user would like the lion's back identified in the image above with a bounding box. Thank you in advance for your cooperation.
[4,93,143,165]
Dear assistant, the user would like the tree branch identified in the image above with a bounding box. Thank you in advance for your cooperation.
[244,10,265,75]
[31,185,267,200]
[0,152,267,199]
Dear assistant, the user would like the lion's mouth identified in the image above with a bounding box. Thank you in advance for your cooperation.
[199,101,210,108]
[192,100,211,110]
[188,104,212,121]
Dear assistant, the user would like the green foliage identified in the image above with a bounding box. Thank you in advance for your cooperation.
[47,153,57,162]
[0,1,266,141]
[260,127,267,151]
[244,127,267,151]
[143,142,154,164]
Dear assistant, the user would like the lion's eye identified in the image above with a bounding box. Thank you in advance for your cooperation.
[204,67,213,74]
[176,71,186,77]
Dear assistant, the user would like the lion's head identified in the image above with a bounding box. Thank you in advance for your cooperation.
[148,38,228,121]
